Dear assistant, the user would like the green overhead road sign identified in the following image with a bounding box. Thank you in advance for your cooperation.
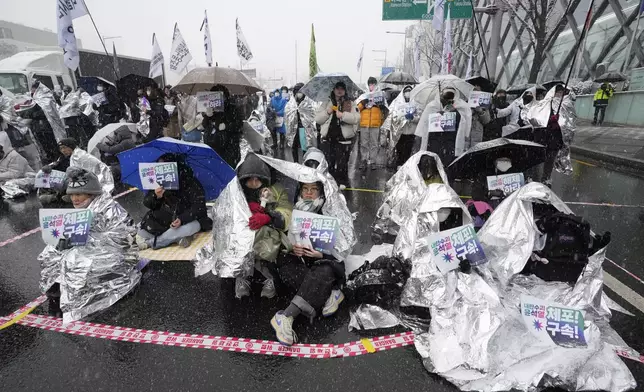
[382,0,473,21]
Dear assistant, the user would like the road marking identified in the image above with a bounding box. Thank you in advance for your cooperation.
[574,159,597,167]
[604,272,644,314]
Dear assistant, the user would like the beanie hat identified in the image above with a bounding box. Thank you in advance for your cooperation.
[65,167,102,195]
[58,138,78,150]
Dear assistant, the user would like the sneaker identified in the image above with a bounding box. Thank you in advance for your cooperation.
[261,279,276,299]
[235,277,251,299]
[322,290,344,317]
[135,234,149,250]
[271,311,297,346]
[178,235,194,248]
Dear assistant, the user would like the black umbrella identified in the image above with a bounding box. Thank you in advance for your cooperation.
[595,72,627,83]
[542,80,565,91]
[116,74,159,103]
[379,71,419,86]
[466,76,498,93]
[505,83,546,96]
[447,138,546,180]
[505,125,564,151]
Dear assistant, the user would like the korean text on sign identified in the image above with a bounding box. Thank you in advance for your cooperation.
[138,162,179,190]
[520,294,587,347]
[426,223,487,274]
[39,208,93,247]
[196,91,225,113]
[289,210,339,255]
[486,173,524,196]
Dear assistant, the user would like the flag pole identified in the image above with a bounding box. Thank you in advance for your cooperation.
[80,0,119,81]
[621,0,643,73]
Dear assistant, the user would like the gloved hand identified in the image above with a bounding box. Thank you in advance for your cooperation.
[42,165,53,174]
[405,112,414,120]
[249,212,271,230]
[248,201,264,214]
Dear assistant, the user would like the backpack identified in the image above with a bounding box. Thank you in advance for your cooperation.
[347,256,410,308]
[5,124,30,149]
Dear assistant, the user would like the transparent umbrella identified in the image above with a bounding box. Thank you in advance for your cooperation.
[409,74,474,106]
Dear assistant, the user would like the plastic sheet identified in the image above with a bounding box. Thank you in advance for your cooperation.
[31,83,66,142]
[284,95,317,149]
[69,147,115,194]
[380,87,422,159]
[373,151,448,237]
[58,91,82,119]
[38,193,141,324]
[415,96,472,157]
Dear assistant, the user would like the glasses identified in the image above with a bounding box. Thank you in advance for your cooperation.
[301,186,319,194]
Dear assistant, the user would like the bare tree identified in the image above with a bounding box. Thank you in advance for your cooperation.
[409,20,471,78]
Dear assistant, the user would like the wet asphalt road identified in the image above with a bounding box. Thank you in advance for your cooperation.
[1,154,643,391]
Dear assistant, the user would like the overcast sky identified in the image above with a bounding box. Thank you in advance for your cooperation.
[4,0,415,87]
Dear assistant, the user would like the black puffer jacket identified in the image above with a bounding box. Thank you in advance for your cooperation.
[97,125,136,156]
[201,86,243,168]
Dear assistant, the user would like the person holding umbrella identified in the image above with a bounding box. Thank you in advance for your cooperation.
[201,85,244,168]
[94,80,122,127]
[592,83,614,126]
[315,81,360,186]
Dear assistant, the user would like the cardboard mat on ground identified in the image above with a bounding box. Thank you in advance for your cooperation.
[139,232,211,261]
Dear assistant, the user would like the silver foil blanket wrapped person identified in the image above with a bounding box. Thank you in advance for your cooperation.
[37,192,141,325]
[58,91,82,119]
[413,183,636,391]
[373,151,448,238]
[284,95,318,149]
[32,83,66,142]
[241,99,273,159]
[69,147,115,194]
[380,87,422,163]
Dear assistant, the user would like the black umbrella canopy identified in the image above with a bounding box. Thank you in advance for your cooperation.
[379,71,419,86]
[542,80,565,91]
[447,138,546,180]
[116,74,158,103]
[505,83,546,96]
[466,76,498,93]
[595,72,627,83]
[172,67,262,96]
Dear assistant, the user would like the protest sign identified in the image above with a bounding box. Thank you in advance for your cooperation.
[35,170,66,189]
[39,208,93,246]
[520,294,587,347]
[91,92,107,106]
[428,112,457,133]
[289,210,339,255]
[486,173,524,196]
[196,91,225,113]
[425,223,487,274]
[139,162,179,190]
[469,91,492,108]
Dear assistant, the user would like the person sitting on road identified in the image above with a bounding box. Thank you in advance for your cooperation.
[96,125,135,183]
[38,138,77,207]
[136,153,210,250]
[302,147,329,173]
[235,153,292,299]
[0,139,34,184]
[271,180,345,346]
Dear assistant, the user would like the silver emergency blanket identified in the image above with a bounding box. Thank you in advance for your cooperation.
[0,176,35,199]
[373,151,448,237]
[284,95,317,149]
[413,183,636,391]
[380,87,422,159]
[258,155,356,261]
[416,96,472,157]
[529,86,577,175]
[242,99,273,156]
[58,91,82,119]
[302,147,329,174]
[194,178,255,278]
[79,91,99,126]
[32,83,66,142]
[69,147,115,194]
[37,192,141,324]
[0,94,15,123]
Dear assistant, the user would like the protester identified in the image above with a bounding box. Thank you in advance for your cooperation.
[0,96,42,171]
[59,88,92,149]
[496,87,536,136]
[37,138,76,206]
[40,167,140,321]
[270,87,288,150]
[469,84,491,149]
[483,89,509,141]
[271,180,345,346]
[94,80,122,127]
[0,139,34,184]
[136,153,209,250]
[592,82,614,126]
[144,87,169,142]
[235,153,292,299]
[162,85,181,139]
[96,125,135,183]
[201,84,243,168]
[357,77,388,171]
[315,81,360,186]
[284,83,317,163]
[396,85,420,167]
[302,147,329,173]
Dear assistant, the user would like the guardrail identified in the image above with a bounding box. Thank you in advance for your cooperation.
[575,91,644,127]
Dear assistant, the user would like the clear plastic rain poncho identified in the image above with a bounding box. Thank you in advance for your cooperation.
[195,155,356,278]
[38,192,141,324]
[373,151,448,238]
[529,86,577,175]
[58,91,82,119]
[284,94,317,149]
[32,83,66,142]
[380,86,422,160]
[414,182,636,392]
[415,94,472,157]
[69,147,115,194]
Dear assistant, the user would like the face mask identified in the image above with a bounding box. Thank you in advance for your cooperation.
[369,84,376,92]
[403,92,410,99]
[97,86,104,92]
[442,93,455,101]
[495,158,512,172]
[296,92,304,100]
[243,185,263,202]
[205,108,214,117]
[437,208,451,223]
[523,95,533,105]
[281,92,289,99]
[496,95,506,103]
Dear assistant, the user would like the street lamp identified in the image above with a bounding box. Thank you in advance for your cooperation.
[386,31,408,71]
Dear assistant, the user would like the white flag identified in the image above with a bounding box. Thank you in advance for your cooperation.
[357,43,364,71]
[149,33,164,79]
[465,51,472,79]
[169,23,193,73]
[236,19,253,62]
[432,0,445,32]
[414,35,422,80]
[201,10,213,65]
[56,0,86,71]
[441,6,452,74]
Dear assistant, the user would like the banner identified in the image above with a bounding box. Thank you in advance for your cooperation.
[139,162,179,190]
[432,0,445,31]
[468,91,492,108]
[39,208,93,246]
[441,5,452,74]
[428,112,456,133]
[486,173,524,195]
[288,210,340,255]
[196,91,224,112]
[169,24,193,73]
[520,294,587,347]
[201,10,213,65]
[35,170,66,189]
[425,223,487,274]
[56,0,87,71]
[149,33,164,79]
[309,24,318,78]
[236,18,253,62]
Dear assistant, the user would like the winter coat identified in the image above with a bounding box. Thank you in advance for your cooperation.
[44,155,71,174]
[97,126,135,156]
[145,99,169,142]
[315,98,360,141]
[271,95,287,134]
[202,104,243,169]
[469,108,491,147]
[95,89,122,125]
[357,101,386,128]
[0,148,34,182]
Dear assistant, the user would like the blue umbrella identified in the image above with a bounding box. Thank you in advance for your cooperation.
[117,137,236,200]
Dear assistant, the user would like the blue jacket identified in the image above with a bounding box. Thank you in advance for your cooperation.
[271,92,287,134]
